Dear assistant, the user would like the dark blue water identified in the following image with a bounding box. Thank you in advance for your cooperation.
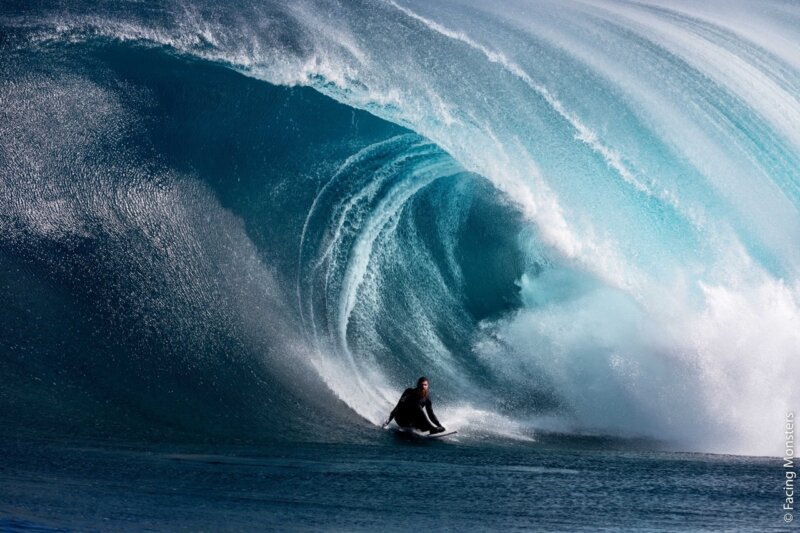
[0,434,785,532]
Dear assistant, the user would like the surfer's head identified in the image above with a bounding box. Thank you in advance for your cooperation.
[417,376,429,398]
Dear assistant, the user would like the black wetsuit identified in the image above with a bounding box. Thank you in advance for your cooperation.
[388,388,442,432]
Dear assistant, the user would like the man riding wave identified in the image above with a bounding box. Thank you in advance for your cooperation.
[384,377,446,434]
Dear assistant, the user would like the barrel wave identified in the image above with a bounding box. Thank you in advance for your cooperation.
[2,0,798,456]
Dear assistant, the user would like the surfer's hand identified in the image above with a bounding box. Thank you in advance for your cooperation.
[437,426,445,432]
[382,418,391,428]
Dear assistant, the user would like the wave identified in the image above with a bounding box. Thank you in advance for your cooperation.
[2,0,799,455]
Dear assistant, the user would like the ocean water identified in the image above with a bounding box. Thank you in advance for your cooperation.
[0,434,785,531]
[1,0,798,530]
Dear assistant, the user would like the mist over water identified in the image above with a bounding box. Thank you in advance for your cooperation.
[2,0,799,456]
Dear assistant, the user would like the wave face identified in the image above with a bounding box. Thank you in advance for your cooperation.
[2,0,799,455]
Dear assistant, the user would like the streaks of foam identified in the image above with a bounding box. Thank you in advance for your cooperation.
[387,0,654,199]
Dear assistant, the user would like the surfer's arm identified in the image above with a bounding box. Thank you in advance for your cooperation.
[424,399,442,428]
[386,390,409,425]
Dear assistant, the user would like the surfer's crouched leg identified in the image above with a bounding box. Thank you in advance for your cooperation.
[410,411,437,433]
[395,410,436,433]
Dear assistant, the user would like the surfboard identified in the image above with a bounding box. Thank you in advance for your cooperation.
[395,427,457,439]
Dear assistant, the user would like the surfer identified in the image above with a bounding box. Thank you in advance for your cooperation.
[384,377,446,434]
